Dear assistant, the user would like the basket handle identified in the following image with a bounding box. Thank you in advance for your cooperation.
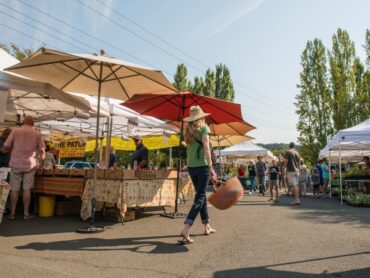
[210,177,224,192]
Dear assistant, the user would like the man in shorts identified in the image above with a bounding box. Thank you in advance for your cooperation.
[268,159,280,202]
[284,142,301,205]
[1,116,45,220]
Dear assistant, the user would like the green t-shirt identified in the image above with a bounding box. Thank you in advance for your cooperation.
[284,149,300,172]
[186,125,211,167]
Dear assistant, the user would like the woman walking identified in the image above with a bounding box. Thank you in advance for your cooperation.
[179,106,217,244]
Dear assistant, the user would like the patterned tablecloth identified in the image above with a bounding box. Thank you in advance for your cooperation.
[0,181,11,224]
[33,176,85,197]
[81,177,193,220]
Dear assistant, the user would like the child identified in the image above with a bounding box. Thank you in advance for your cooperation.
[268,159,280,202]
[312,164,321,198]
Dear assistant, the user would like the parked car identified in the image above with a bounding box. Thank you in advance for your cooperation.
[64,160,94,169]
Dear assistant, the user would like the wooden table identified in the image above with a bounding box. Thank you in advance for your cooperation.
[33,176,85,197]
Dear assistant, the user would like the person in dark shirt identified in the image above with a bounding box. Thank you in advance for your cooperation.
[0,128,12,167]
[248,160,256,194]
[268,159,280,202]
[108,147,117,168]
[132,135,149,169]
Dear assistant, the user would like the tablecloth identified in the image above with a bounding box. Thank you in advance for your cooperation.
[81,177,194,220]
[0,181,11,224]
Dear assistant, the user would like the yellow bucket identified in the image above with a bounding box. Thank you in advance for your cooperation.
[39,196,55,217]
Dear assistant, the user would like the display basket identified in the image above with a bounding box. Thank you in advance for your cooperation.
[207,176,244,210]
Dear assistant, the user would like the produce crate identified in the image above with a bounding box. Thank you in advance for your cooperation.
[155,170,177,179]
[42,169,54,176]
[54,198,82,216]
[136,170,155,180]
[123,169,137,180]
[86,169,105,179]
[69,169,86,177]
[105,169,123,179]
[54,169,70,176]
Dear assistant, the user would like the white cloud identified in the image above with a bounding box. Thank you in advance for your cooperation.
[187,0,264,41]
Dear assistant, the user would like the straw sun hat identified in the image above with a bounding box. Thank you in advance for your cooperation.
[183,106,210,122]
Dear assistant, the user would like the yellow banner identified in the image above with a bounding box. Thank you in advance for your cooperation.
[58,141,86,158]
[85,135,179,152]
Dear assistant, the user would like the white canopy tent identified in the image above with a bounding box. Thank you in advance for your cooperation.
[0,49,94,126]
[319,118,370,161]
[220,141,275,162]
[319,117,370,204]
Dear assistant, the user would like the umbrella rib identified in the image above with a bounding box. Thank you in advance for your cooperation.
[138,95,180,118]
[5,57,85,70]
[101,65,121,81]
[103,73,140,82]
[60,62,98,84]
[83,60,99,80]
[107,65,130,99]
[120,66,177,93]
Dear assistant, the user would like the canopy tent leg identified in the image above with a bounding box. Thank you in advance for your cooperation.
[329,151,332,199]
[339,137,343,205]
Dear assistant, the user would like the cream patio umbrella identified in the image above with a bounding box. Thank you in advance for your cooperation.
[6,47,178,232]
[210,135,254,148]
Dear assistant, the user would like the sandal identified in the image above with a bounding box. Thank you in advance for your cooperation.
[8,215,16,221]
[23,214,35,220]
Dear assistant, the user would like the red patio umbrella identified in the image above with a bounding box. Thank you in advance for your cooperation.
[122,91,245,218]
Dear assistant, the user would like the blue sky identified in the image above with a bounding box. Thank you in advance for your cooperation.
[1,0,369,143]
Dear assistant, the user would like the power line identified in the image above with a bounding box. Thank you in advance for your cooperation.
[0,2,97,53]
[93,0,292,112]
[5,0,294,128]
[15,0,160,69]
[0,22,60,50]
[0,10,91,53]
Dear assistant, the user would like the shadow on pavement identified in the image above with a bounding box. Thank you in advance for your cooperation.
[214,267,370,278]
[214,251,370,278]
[0,215,118,237]
[15,235,189,254]
[277,195,370,227]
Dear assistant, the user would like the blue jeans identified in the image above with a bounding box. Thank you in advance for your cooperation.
[185,166,210,226]
[257,175,265,194]
[249,176,256,192]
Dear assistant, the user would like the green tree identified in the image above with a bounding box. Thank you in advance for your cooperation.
[328,29,358,130]
[202,69,216,97]
[352,58,370,123]
[173,63,192,91]
[192,76,204,95]
[215,64,235,101]
[296,39,333,164]
[0,42,33,61]
[365,29,370,66]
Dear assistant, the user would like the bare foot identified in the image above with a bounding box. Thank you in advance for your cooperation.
[180,232,194,243]
[204,227,216,235]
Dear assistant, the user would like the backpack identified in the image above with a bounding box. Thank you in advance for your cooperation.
[312,166,320,185]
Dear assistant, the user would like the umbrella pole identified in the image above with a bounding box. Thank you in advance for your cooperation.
[77,64,105,233]
[162,94,186,219]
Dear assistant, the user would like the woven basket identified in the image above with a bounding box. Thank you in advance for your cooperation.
[207,176,244,210]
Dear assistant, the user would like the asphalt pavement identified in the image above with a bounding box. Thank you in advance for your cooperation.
[0,193,369,278]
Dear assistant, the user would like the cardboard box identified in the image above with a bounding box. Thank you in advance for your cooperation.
[69,169,86,177]
[102,208,135,222]
[54,168,70,176]
[54,199,82,216]
[86,169,105,179]
[105,169,123,179]
[136,170,155,180]
[123,169,137,180]
[155,170,177,179]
